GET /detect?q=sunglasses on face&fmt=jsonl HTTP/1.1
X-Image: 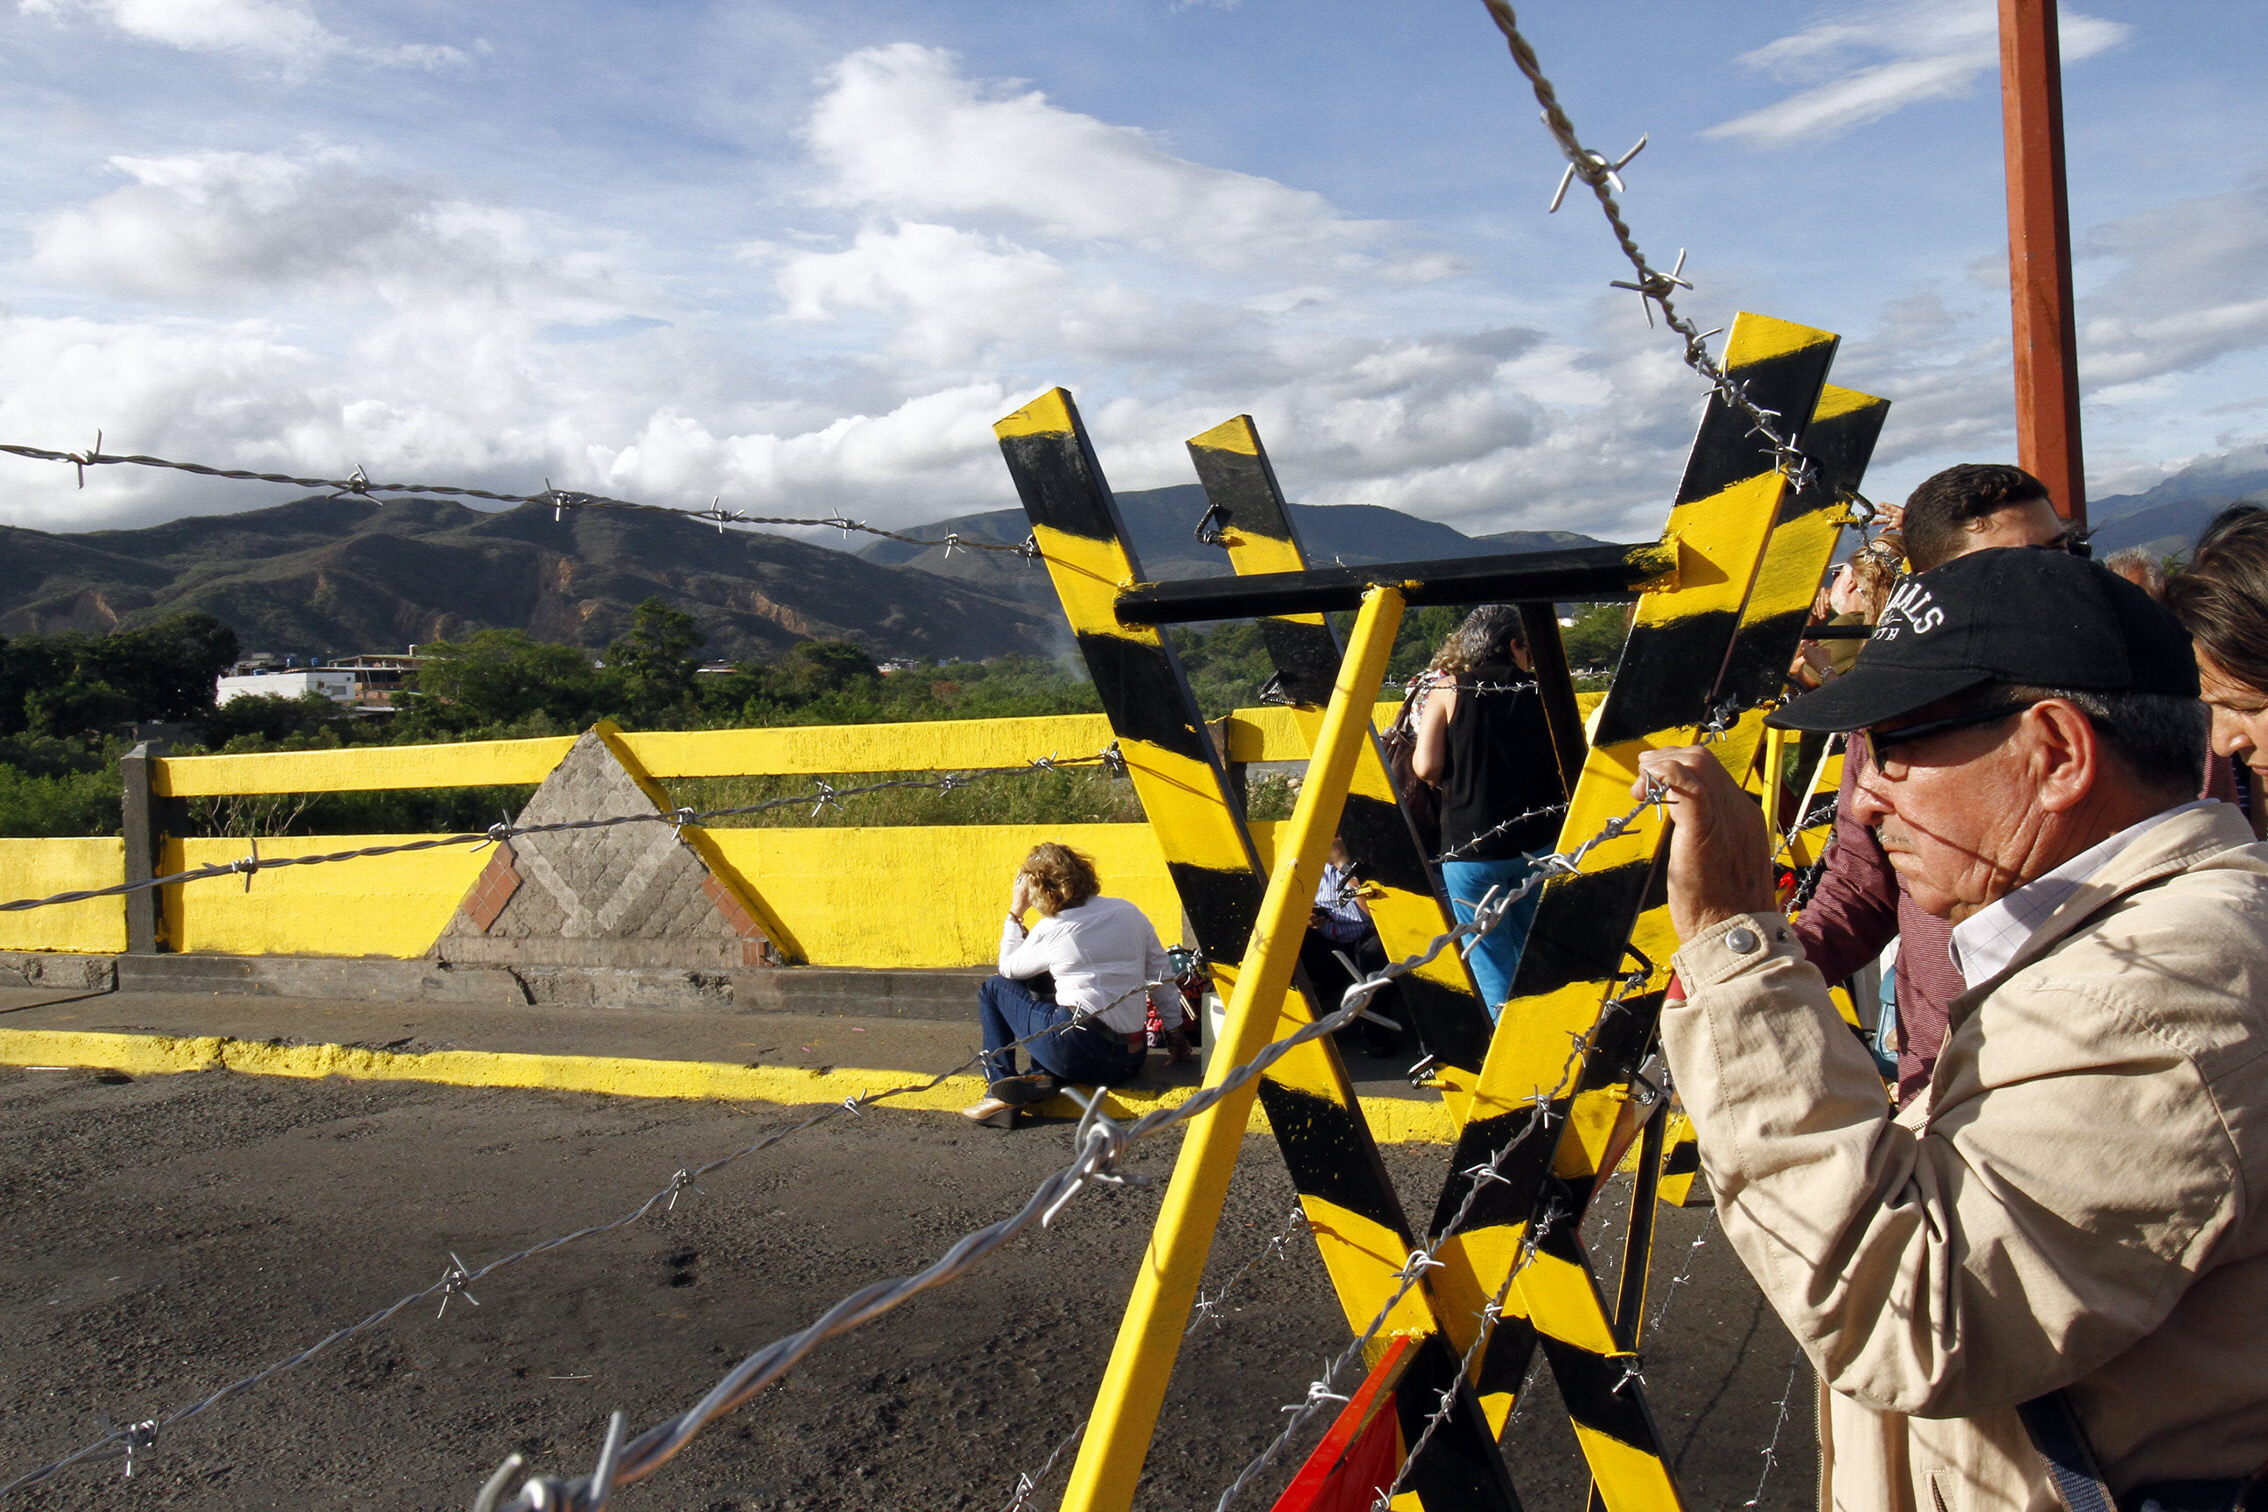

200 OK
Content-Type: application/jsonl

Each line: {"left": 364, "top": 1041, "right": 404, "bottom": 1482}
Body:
{"left": 1854, "top": 701, "right": 2039, "bottom": 778}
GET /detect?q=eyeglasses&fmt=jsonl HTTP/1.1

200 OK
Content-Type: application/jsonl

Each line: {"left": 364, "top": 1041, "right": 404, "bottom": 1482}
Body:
{"left": 1855, "top": 701, "right": 2038, "bottom": 779}
{"left": 2037, "top": 529, "right": 2093, "bottom": 559}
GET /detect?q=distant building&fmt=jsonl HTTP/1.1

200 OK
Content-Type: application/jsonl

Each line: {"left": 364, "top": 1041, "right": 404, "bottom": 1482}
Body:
{"left": 216, "top": 669, "right": 360, "bottom": 706}
{"left": 322, "top": 653, "right": 420, "bottom": 708}
{"left": 215, "top": 652, "right": 423, "bottom": 711}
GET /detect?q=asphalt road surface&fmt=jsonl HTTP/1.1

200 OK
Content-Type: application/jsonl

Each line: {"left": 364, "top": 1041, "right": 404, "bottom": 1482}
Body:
{"left": 0, "top": 1065, "right": 1812, "bottom": 1510}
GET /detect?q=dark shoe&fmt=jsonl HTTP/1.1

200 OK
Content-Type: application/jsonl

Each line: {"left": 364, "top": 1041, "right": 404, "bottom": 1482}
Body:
{"left": 988, "top": 1072, "right": 1063, "bottom": 1107}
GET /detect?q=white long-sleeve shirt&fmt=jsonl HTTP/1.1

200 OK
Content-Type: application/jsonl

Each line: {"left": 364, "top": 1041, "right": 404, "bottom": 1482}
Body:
{"left": 998, "top": 895, "right": 1171, "bottom": 1034}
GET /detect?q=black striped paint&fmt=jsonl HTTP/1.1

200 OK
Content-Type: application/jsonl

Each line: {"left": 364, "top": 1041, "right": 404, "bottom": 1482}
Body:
{"left": 1396, "top": 1333, "right": 1531, "bottom": 1510}
{"left": 1254, "top": 1082, "right": 1410, "bottom": 1234}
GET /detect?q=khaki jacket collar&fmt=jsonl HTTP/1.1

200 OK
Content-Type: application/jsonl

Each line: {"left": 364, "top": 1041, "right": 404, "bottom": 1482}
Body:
{"left": 1949, "top": 800, "right": 2262, "bottom": 1014}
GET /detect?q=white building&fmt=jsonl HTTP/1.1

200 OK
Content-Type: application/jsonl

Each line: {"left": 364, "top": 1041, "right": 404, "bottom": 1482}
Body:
{"left": 215, "top": 669, "right": 361, "bottom": 706}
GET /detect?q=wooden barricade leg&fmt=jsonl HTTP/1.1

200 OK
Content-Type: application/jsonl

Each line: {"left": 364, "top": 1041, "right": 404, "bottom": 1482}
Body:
{"left": 1185, "top": 415, "right": 1495, "bottom": 1117}
{"left": 1455, "top": 368, "right": 1888, "bottom": 1505}
{"left": 1188, "top": 351, "right": 1859, "bottom": 1505}
{"left": 996, "top": 391, "right": 1520, "bottom": 1512}
{"left": 1649, "top": 384, "right": 1889, "bottom": 1205}
{"left": 1419, "top": 314, "right": 1843, "bottom": 1511}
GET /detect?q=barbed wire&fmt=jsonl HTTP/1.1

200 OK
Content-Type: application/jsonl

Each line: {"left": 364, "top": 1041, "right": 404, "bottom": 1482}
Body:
{"left": 0, "top": 748, "right": 1123, "bottom": 915}
{"left": 0, "top": 969, "right": 1179, "bottom": 1499}
{"left": 0, "top": 441, "right": 1041, "bottom": 559}
{"left": 1203, "top": 798, "right": 1666, "bottom": 1512}
{"left": 1646, "top": 1215, "right": 1715, "bottom": 1336}
{"left": 1189, "top": 1206, "right": 1313, "bottom": 1335}
{"left": 1744, "top": 1353, "right": 1807, "bottom": 1508}
{"left": 1476, "top": 0, "right": 1876, "bottom": 523}
{"left": 1209, "top": 952, "right": 1648, "bottom": 1512}
{"left": 991, "top": 1202, "right": 1309, "bottom": 1512}
{"left": 1358, "top": 977, "right": 1659, "bottom": 1512}
{"left": 459, "top": 780, "right": 1665, "bottom": 1512}
{"left": 1435, "top": 800, "right": 1571, "bottom": 865}
{"left": 1000, "top": 1418, "right": 1089, "bottom": 1512}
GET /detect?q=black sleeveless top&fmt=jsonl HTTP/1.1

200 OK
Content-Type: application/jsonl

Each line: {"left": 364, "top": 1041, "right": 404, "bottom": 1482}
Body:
{"left": 1437, "top": 659, "right": 1561, "bottom": 861}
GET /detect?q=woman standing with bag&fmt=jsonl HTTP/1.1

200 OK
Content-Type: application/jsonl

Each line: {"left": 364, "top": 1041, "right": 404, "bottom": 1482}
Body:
{"left": 1412, "top": 605, "right": 1563, "bottom": 1019}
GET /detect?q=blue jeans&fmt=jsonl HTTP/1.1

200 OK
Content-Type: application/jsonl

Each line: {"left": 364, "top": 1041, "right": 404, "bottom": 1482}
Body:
{"left": 1442, "top": 855, "right": 1545, "bottom": 1021}
{"left": 977, "top": 975, "right": 1145, "bottom": 1087}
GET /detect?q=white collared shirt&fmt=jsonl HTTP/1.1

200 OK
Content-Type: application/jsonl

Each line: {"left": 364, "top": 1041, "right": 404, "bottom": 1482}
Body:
{"left": 1949, "top": 800, "right": 2214, "bottom": 989}
{"left": 999, "top": 896, "right": 1173, "bottom": 1033}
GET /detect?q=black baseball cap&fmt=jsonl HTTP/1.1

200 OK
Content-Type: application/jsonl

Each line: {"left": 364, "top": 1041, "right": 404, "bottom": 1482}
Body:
{"left": 1767, "top": 547, "right": 2199, "bottom": 733}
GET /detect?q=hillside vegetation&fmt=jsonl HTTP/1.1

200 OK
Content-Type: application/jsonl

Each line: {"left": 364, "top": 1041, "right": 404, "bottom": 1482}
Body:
{"left": 0, "top": 595, "right": 1633, "bottom": 840}
{"left": 0, "top": 495, "right": 1059, "bottom": 663}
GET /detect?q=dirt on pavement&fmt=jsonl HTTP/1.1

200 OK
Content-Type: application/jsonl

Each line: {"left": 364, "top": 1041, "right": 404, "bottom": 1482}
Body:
{"left": 0, "top": 1064, "right": 1812, "bottom": 1511}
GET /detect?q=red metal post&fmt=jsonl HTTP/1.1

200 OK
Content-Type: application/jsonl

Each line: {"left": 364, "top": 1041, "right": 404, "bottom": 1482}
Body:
{"left": 1999, "top": 0, "right": 2086, "bottom": 528}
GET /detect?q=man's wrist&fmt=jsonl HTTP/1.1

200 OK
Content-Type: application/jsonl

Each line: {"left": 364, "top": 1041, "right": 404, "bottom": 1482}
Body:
{"left": 1669, "top": 910, "right": 1801, "bottom": 995}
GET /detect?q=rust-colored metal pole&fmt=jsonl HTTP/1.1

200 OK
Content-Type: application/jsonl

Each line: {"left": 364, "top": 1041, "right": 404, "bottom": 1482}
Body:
{"left": 1999, "top": 0, "right": 2086, "bottom": 528}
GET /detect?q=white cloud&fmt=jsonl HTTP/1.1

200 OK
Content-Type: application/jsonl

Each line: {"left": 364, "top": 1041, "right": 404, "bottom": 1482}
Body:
{"left": 0, "top": 46, "right": 1885, "bottom": 543}
{"left": 19, "top": 0, "right": 466, "bottom": 72}
{"left": 804, "top": 43, "right": 1450, "bottom": 280}
{"left": 2081, "top": 176, "right": 2268, "bottom": 389}
{"left": 1708, "top": 0, "right": 2128, "bottom": 148}
{"left": 27, "top": 149, "right": 634, "bottom": 324}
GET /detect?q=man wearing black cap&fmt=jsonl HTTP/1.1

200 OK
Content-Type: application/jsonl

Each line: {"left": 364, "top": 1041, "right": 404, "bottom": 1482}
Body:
{"left": 1637, "top": 549, "right": 2268, "bottom": 1510}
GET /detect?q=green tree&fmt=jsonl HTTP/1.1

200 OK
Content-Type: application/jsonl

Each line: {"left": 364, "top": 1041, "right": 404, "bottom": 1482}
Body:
{"left": 605, "top": 598, "right": 705, "bottom": 723}
{"left": 82, "top": 612, "right": 238, "bottom": 722}
{"left": 1560, "top": 602, "right": 1631, "bottom": 673}
{"left": 399, "top": 629, "right": 610, "bottom": 734}
{"left": 0, "top": 612, "right": 237, "bottom": 737}
{"left": 203, "top": 692, "right": 347, "bottom": 746}
{"left": 786, "top": 639, "right": 879, "bottom": 695}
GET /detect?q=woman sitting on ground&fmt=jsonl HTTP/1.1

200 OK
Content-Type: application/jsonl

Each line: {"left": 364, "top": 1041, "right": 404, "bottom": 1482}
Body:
{"left": 963, "top": 842, "right": 1168, "bottom": 1126}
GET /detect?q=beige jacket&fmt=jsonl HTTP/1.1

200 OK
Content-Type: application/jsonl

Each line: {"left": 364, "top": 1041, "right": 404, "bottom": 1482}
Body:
{"left": 1663, "top": 802, "right": 2268, "bottom": 1511}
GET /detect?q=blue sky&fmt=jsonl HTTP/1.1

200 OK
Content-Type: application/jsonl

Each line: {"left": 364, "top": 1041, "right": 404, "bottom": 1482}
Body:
{"left": 0, "top": 0, "right": 2262, "bottom": 544}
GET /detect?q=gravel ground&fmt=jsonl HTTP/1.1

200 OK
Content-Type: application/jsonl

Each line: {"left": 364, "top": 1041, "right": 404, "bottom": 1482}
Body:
{"left": 0, "top": 1065, "right": 1812, "bottom": 1511}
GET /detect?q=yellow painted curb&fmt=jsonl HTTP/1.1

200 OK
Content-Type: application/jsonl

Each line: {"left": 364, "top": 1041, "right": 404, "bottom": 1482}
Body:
{"left": 0, "top": 1028, "right": 1456, "bottom": 1143}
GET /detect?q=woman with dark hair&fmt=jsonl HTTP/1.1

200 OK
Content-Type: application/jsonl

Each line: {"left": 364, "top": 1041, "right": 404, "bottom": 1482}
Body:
{"left": 1411, "top": 604, "right": 1563, "bottom": 1017}
{"left": 2167, "top": 506, "right": 2268, "bottom": 828}
{"left": 961, "top": 841, "right": 1167, "bottom": 1126}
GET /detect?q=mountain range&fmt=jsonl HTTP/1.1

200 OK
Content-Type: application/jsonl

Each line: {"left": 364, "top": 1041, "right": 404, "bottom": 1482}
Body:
{"left": 7, "top": 438, "right": 2240, "bottom": 666}
{"left": 0, "top": 494, "right": 1063, "bottom": 662}
{"left": 2085, "top": 443, "right": 2268, "bottom": 558}
{"left": 0, "top": 485, "right": 1592, "bottom": 661}
{"left": 854, "top": 482, "right": 1602, "bottom": 609}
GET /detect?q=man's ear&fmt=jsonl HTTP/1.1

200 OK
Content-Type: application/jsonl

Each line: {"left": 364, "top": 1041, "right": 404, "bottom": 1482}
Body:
{"left": 2027, "top": 699, "right": 2099, "bottom": 813}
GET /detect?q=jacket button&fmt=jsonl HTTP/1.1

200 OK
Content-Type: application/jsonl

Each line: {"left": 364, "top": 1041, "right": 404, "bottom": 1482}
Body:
{"left": 1725, "top": 926, "right": 1761, "bottom": 955}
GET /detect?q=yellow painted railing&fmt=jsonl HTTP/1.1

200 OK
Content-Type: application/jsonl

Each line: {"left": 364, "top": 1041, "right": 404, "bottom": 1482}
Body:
{"left": 4, "top": 695, "right": 1606, "bottom": 964}
{"left": 154, "top": 737, "right": 579, "bottom": 797}
{"left": 149, "top": 705, "right": 1429, "bottom": 798}
{"left": 0, "top": 838, "right": 126, "bottom": 953}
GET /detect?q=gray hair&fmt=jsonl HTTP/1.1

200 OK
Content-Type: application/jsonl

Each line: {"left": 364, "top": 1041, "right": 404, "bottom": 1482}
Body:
{"left": 1993, "top": 684, "right": 2207, "bottom": 796}
{"left": 1427, "top": 605, "right": 1525, "bottom": 676}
